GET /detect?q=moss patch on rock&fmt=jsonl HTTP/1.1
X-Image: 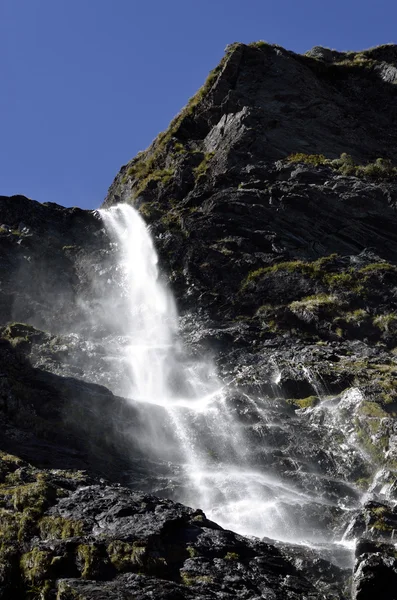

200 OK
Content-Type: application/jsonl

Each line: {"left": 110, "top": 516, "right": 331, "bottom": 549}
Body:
{"left": 242, "top": 255, "right": 397, "bottom": 344}
{"left": 39, "top": 516, "right": 85, "bottom": 540}
{"left": 286, "top": 396, "right": 320, "bottom": 410}
{"left": 107, "top": 540, "right": 147, "bottom": 573}
{"left": 193, "top": 152, "right": 215, "bottom": 182}
{"left": 287, "top": 152, "right": 397, "bottom": 180}
{"left": 119, "top": 44, "right": 240, "bottom": 200}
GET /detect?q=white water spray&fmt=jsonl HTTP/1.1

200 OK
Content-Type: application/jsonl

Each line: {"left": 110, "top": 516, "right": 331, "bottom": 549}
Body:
{"left": 99, "top": 204, "right": 220, "bottom": 406}
{"left": 97, "top": 204, "right": 361, "bottom": 562}
{"left": 99, "top": 205, "right": 177, "bottom": 402}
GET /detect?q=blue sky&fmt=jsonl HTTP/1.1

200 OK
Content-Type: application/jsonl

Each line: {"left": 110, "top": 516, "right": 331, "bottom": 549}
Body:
{"left": 1, "top": 0, "right": 396, "bottom": 209}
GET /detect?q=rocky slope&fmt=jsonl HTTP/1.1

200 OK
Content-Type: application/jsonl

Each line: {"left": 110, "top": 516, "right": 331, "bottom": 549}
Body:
{"left": 3, "top": 42, "right": 397, "bottom": 599}
{"left": 1, "top": 451, "right": 344, "bottom": 600}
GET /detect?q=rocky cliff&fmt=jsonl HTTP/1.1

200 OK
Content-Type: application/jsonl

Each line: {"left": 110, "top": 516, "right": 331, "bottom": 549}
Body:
{"left": 2, "top": 42, "right": 397, "bottom": 599}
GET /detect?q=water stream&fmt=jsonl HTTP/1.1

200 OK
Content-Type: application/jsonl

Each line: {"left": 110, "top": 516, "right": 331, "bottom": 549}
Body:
{"left": 98, "top": 204, "right": 363, "bottom": 565}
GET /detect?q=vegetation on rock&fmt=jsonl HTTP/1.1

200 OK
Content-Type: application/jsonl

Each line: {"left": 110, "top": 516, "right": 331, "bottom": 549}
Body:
{"left": 287, "top": 152, "right": 397, "bottom": 179}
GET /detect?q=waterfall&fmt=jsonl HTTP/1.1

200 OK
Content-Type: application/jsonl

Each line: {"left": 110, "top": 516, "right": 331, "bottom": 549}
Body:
{"left": 97, "top": 204, "right": 360, "bottom": 562}
{"left": 99, "top": 204, "right": 178, "bottom": 403}
{"left": 98, "top": 203, "right": 221, "bottom": 407}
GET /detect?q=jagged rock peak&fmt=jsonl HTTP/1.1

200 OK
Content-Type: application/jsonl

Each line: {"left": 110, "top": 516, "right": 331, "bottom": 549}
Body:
{"left": 306, "top": 42, "right": 397, "bottom": 65}
{"left": 103, "top": 41, "right": 397, "bottom": 209}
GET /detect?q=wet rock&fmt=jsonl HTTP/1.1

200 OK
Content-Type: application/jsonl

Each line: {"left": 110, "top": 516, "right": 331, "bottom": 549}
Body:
{"left": 344, "top": 502, "right": 397, "bottom": 542}
{"left": 276, "top": 541, "right": 352, "bottom": 599}
{"left": 0, "top": 453, "right": 327, "bottom": 599}
{"left": 352, "top": 539, "right": 397, "bottom": 599}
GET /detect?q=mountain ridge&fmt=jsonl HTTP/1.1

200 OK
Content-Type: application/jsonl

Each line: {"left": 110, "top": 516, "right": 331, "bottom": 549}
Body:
{"left": 103, "top": 41, "right": 397, "bottom": 210}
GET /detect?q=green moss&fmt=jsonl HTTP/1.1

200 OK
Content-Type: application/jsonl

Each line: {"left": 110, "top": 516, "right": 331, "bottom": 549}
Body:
{"left": 287, "top": 153, "right": 327, "bottom": 166}
{"left": 224, "top": 551, "right": 239, "bottom": 560}
{"left": 7, "top": 335, "right": 30, "bottom": 349}
{"left": 374, "top": 314, "right": 397, "bottom": 332}
{"left": 186, "top": 546, "right": 198, "bottom": 558}
{"left": 243, "top": 260, "right": 310, "bottom": 287}
{"left": 247, "top": 258, "right": 396, "bottom": 294}
{"left": 290, "top": 294, "right": 341, "bottom": 312}
{"left": 0, "top": 472, "right": 45, "bottom": 542}
{"left": 369, "top": 508, "right": 394, "bottom": 531}
{"left": 39, "top": 516, "right": 84, "bottom": 540}
{"left": 121, "top": 44, "right": 239, "bottom": 198}
{"left": 173, "top": 142, "right": 186, "bottom": 154}
{"left": 265, "top": 319, "right": 279, "bottom": 333}
{"left": 0, "top": 451, "right": 25, "bottom": 470}
{"left": 249, "top": 40, "right": 271, "bottom": 49}
{"left": 20, "top": 548, "right": 53, "bottom": 584}
{"left": 0, "top": 509, "right": 21, "bottom": 542}
{"left": 128, "top": 167, "right": 175, "bottom": 197}
{"left": 302, "top": 51, "right": 379, "bottom": 82}
{"left": 77, "top": 544, "right": 102, "bottom": 579}
{"left": 160, "top": 211, "right": 183, "bottom": 232}
{"left": 242, "top": 255, "right": 397, "bottom": 339}
{"left": 106, "top": 540, "right": 169, "bottom": 577}
{"left": 324, "top": 271, "right": 357, "bottom": 290}
{"left": 358, "top": 401, "right": 387, "bottom": 418}
{"left": 256, "top": 303, "right": 279, "bottom": 315}
{"left": 1, "top": 322, "right": 45, "bottom": 350}
{"left": 286, "top": 396, "right": 319, "bottom": 409}
{"left": 26, "top": 581, "right": 52, "bottom": 600}
{"left": 49, "top": 469, "right": 88, "bottom": 481}
{"left": 107, "top": 540, "right": 147, "bottom": 572}
{"left": 137, "top": 201, "right": 163, "bottom": 221}
{"left": 180, "top": 572, "right": 213, "bottom": 586}
{"left": 56, "top": 581, "right": 83, "bottom": 598}
{"left": 372, "top": 506, "right": 388, "bottom": 516}
{"left": 192, "top": 514, "right": 204, "bottom": 522}
{"left": 329, "top": 152, "right": 355, "bottom": 169}
{"left": 312, "top": 254, "right": 340, "bottom": 270}
{"left": 354, "top": 476, "right": 372, "bottom": 490}
{"left": 378, "top": 376, "right": 397, "bottom": 405}
{"left": 0, "top": 226, "right": 23, "bottom": 237}
{"left": 355, "top": 419, "right": 389, "bottom": 463}
{"left": 11, "top": 477, "right": 55, "bottom": 513}
{"left": 344, "top": 309, "right": 368, "bottom": 323}
{"left": 356, "top": 427, "right": 381, "bottom": 461}
{"left": 0, "top": 471, "right": 59, "bottom": 543}
{"left": 371, "top": 519, "right": 393, "bottom": 531}
{"left": 193, "top": 152, "right": 215, "bottom": 181}
{"left": 356, "top": 159, "right": 397, "bottom": 180}
{"left": 243, "top": 255, "right": 341, "bottom": 288}
{"left": 286, "top": 152, "right": 397, "bottom": 180}
{"left": 337, "top": 361, "right": 397, "bottom": 404}
{"left": 360, "top": 262, "right": 396, "bottom": 274}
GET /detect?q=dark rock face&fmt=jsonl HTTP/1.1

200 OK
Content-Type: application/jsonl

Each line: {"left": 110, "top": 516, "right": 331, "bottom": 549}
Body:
{"left": 352, "top": 539, "right": 397, "bottom": 600}
{"left": 104, "top": 43, "right": 397, "bottom": 212}
{"left": 102, "top": 43, "right": 397, "bottom": 347}
{"left": 0, "top": 453, "right": 340, "bottom": 599}
{"left": 0, "top": 195, "right": 108, "bottom": 335}
{"left": 3, "top": 42, "right": 397, "bottom": 599}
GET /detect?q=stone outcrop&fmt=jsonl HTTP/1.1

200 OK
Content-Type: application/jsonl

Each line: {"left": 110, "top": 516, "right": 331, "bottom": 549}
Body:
{"left": 1, "top": 452, "right": 342, "bottom": 600}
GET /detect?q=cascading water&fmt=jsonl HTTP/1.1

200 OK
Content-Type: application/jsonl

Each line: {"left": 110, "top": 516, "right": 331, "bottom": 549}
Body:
{"left": 99, "top": 204, "right": 177, "bottom": 403}
{"left": 97, "top": 204, "right": 364, "bottom": 564}
{"left": 99, "top": 204, "right": 221, "bottom": 406}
